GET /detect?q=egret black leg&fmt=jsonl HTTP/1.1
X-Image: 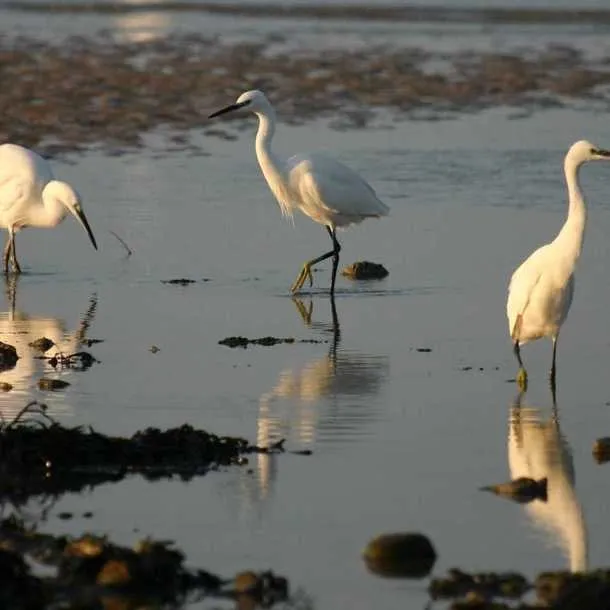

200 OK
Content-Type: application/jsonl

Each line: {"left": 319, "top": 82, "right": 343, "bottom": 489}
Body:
{"left": 513, "top": 340, "right": 528, "bottom": 390}
{"left": 290, "top": 225, "right": 341, "bottom": 294}
{"left": 550, "top": 336, "right": 558, "bottom": 393}
{"left": 327, "top": 226, "right": 341, "bottom": 295}
{"left": 10, "top": 235, "right": 21, "bottom": 274}
{"left": 3, "top": 235, "right": 11, "bottom": 274}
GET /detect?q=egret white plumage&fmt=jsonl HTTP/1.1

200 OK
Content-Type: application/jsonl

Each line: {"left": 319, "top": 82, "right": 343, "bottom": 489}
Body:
{"left": 507, "top": 140, "right": 610, "bottom": 388}
{"left": 208, "top": 90, "right": 389, "bottom": 294}
{"left": 0, "top": 143, "right": 97, "bottom": 274}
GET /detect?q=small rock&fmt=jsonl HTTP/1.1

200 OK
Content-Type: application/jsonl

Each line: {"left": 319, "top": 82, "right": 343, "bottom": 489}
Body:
{"left": 38, "top": 378, "right": 71, "bottom": 391}
{"left": 480, "top": 477, "right": 547, "bottom": 504}
{"left": 149, "top": 345, "right": 160, "bottom": 353}
{"left": 593, "top": 437, "right": 610, "bottom": 464}
{"left": 416, "top": 347, "right": 432, "bottom": 353}
{"left": 341, "top": 261, "right": 389, "bottom": 280}
{"left": 0, "top": 341, "right": 18, "bottom": 371}
{"left": 57, "top": 512, "right": 73, "bottom": 520}
{"left": 28, "top": 337, "right": 55, "bottom": 352}
{"left": 96, "top": 559, "right": 131, "bottom": 585}
{"left": 363, "top": 532, "right": 436, "bottom": 579}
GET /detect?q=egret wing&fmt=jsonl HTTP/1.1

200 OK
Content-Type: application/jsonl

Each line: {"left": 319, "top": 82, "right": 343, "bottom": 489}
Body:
{"left": 0, "top": 174, "right": 28, "bottom": 213}
{"left": 506, "top": 245, "right": 549, "bottom": 338}
{"left": 288, "top": 153, "right": 389, "bottom": 219}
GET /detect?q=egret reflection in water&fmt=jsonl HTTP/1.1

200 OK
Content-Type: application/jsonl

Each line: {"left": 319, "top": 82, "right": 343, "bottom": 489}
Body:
{"left": 508, "top": 389, "right": 587, "bottom": 572}
{"left": 237, "top": 296, "right": 389, "bottom": 518}
{"left": 0, "top": 276, "right": 98, "bottom": 419}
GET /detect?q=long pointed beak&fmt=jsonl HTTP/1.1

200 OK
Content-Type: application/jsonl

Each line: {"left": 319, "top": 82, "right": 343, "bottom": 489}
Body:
{"left": 208, "top": 100, "right": 249, "bottom": 119}
{"left": 593, "top": 148, "right": 610, "bottom": 158}
{"left": 73, "top": 207, "right": 98, "bottom": 250}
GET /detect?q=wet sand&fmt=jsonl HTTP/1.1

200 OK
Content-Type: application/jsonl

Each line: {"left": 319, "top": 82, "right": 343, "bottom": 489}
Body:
{"left": 1, "top": 35, "right": 610, "bottom": 155}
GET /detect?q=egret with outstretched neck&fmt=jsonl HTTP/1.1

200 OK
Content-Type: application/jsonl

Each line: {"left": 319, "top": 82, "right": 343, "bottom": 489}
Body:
{"left": 209, "top": 90, "right": 389, "bottom": 294}
{"left": 0, "top": 143, "right": 98, "bottom": 274}
{"left": 507, "top": 140, "right": 610, "bottom": 389}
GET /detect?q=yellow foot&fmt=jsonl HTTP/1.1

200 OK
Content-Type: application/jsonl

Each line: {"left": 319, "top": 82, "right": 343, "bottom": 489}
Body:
{"left": 290, "top": 263, "right": 313, "bottom": 294}
{"left": 516, "top": 367, "right": 528, "bottom": 391}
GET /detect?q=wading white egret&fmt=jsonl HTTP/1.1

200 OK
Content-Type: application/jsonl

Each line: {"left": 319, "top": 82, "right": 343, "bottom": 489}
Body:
{"left": 507, "top": 140, "right": 610, "bottom": 388}
{"left": 208, "top": 90, "right": 389, "bottom": 294}
{"left": 0, "top": 143, "right": 98, "bottom": 274}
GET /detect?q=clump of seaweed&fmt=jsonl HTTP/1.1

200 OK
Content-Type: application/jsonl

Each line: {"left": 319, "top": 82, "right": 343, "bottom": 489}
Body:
{"left": 0, "top": 402, "right": 293, "bottom": 504}
{"left": 0, "top": 515, "right": 290, "bottom": 609}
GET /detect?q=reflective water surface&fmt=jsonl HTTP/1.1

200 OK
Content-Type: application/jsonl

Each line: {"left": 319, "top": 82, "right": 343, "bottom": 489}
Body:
{"left": 1, "top": 5, "right": 610, "bottom": 604}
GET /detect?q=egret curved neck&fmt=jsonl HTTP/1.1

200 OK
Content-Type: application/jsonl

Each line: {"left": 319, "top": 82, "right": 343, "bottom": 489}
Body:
{"left": 555, "top": 159, "right": 586, "bottom": 259}
{"left": 254, "top": 109, "right": 292, "bottom": 215}
{"left": 26, "top": 181, "right": 67, "bottom": 227}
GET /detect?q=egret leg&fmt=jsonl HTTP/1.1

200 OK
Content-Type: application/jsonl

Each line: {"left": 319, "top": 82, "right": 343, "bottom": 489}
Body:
{"left": 549, "top": 336, "right": 558, "bottom": 393}
{"left": 290, "top": 226, "right": 341, "bottom": 295}
{"left": 9, "top": 233, "right": 21, "bottom": 274}
{"left": 513, "top": 341, "right": 528, "bottom": 391}
{"left": 3, "top": 236, "right": 11, "bottom": 274}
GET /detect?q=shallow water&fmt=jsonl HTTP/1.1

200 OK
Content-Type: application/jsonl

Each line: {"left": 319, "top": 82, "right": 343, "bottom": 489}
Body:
{"left": 2, "top": 2, "right": 610, "bottom": 606}
{"left": 1, "top": 107, "right": 610, "bottom": 607}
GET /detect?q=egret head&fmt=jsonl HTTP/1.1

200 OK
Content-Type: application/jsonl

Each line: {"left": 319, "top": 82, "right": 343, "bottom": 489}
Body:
{"left": 567, "top": 140, "right": 610, "bottom": 166}
{"left": 45, "top": 181, "right": 98, "bottom": 250}
{"left": 208, "top": 89, "right": 271, "bottom": 119}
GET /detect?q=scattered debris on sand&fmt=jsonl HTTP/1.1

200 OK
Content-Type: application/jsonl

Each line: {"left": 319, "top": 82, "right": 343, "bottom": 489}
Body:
{"left": 0, "top": 36, "right": 610, "bottom": 155}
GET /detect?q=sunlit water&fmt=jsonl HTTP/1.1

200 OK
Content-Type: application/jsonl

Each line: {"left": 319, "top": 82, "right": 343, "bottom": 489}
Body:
{"left": 2, "top": 3, "right": 610, "bottom": 607}
{"left": 0, "top": 107, "right": 608, "bottom": 607}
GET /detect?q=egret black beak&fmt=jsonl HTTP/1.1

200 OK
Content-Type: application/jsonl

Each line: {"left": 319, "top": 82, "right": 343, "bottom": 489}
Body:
{"left": 73, "top": 206, "right": 98, "bottom": 250}
{"left": 208, "top": 100, "right": 250, "bottom": 119}
{"left": 593, "top": 148, "right": 610, "bottom": 158}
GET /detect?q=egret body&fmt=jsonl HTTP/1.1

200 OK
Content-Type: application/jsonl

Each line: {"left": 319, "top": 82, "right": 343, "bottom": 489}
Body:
{"left": 507, "top": 140, "right": 610, "bottom": 388}
{"left": 0, "top": 143, "right": 97, "bottom": 274}
{"left": 209, "top": 90, "right": 389, "bottom": 294}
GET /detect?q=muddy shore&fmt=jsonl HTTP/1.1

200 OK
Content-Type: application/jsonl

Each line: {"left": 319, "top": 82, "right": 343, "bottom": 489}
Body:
{"left": 1, "top": 35, "right": 609, "bottom": 155}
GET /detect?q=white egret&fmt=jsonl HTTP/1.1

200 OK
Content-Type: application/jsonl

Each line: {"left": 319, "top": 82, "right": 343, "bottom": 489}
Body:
{"left": 0, "top": 143, "right": 98, "bottom": 274}
{"left": 507, "top": 140, "right": 610, "bottom": 388}
{"left": 208, "top": 90, "right": 389, "bottom": 294}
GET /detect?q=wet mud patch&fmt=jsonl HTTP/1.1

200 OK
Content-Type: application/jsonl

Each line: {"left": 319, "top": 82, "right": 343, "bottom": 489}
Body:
{"left": 1, "top": 36, "right": 610, "bottom": 154}
{"left": 161, "top": 278, "right": 211, "bottom": 285}
{"left": 0, "top": 515, "right": 291, "bottom": 610}
{"left": 0, "top": 402, "right": 297, "bottom": 504}
{"left": 219, "top": 335, "right": 325, "bottom": 348}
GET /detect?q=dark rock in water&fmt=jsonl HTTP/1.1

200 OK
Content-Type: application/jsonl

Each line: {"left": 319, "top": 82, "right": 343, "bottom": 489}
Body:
{"left": 149, "top": 345, "right": 161, "bottom": 354}
{"left": 430, "top": 569, "right": 530, "bottom": 601}
{"left": 28, "top": 337, "right": 55, "bottom": 352}
{"left": 38, "top": 378, "right": 71, "bottom": 391}
{"left": 0, "top": 401, "right": 296, "bottom": 501}
{"left": 593, "top": 437, "right": 610, "bottom": 464}
{"left": 162, "top": 278, "right": 197, "bottom": 285}
{"left": 0, "top": 341, "right": 18, "bottom": 371}
{"left": 219, "top": 336, "right": 296, "bottom": 348}
{"left": 363, "top": 533, "right": 436, "bottom": 579}
{"left": 342, "top": 261, "right": 389, "bottom": 280}
{"left": 536, "top": 570, "right": 610, "bottom": 607}
{"left": 480, "top": 477, "right": 547, "bottom": 504}
{"left": 0, "top": 516, "right": 289, "bottom": 609}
